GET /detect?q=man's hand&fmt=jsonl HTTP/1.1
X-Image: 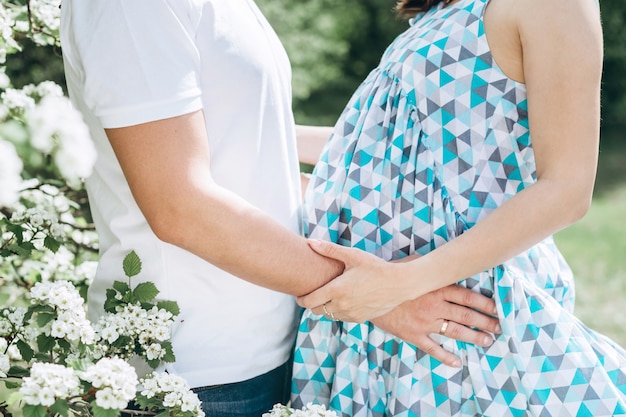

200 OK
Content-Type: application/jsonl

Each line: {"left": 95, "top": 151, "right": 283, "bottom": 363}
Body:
{"left": 371, "top": 285, "right": 501, "bottom": 367}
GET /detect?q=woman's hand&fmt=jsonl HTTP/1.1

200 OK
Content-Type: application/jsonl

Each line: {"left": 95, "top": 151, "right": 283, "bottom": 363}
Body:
{"left": 298, "top": 239, "right": 434, "bottom": 322}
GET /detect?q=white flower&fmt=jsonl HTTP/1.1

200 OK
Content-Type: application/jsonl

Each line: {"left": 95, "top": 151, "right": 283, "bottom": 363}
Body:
{"left": 36, "top": 387, "right": 56, "bottom": 407}
{"left": 29, "top": 212, "right": 45, "bottom": 227}
{"left": 146, "top": 343, "right": 165, "bottom": 360}
{"left": 162, "top": 391, "right": 181, "bottom": 408}
{"left": 50, "top": 222, "right": 65, "bottom": 239}
{"left": 0, "top": 319, "right": 11, "bottom": 336}
{"left": 100, "top": 326, "right": 120, "bottom": 344}
{"left": 50, "top": 320, "right": 68, "bottom": 338}
{"left": 0, "top": 139, "right": 23, "bottom": 207}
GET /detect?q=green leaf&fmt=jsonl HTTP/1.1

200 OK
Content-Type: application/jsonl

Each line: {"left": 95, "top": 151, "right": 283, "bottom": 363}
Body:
{"left": 161, "top": 341, "right": 176, "bottom": 363}
{"left": 5, "top": 243, "right": 32, "bottom": 257}
{"left": 43, "top": 235, "right": 61, "bottom": 253}
{"left": 122, "top": 251, "right": 142, "bottom": 278}
{"left": 36, "top": 311, "right": 56, "bottom": 327}
{"left": 146, "top": 358, "right": 160, "bottom": 369}
{"left": 66, "top": 357, "right": 92, "bottom": 372}
{"left": 23, "top": 405, "right": 47, "bottom": 417}
{"left": 92, "top": 403, "right": 121, "bottom": 417}
{"left": 15, "top": 339, "right": 34, "bottom": 362}
{"left": 132, "top": 282, "right": 159, "bottom": 303}
{"left": 156, "top": 300, "right": 180, "bottom": 316}
{"left": 139, "top": 302, "right": 156, "bottom": 311}
{"left": 3, "top": 380, "right": 21, "bottom": 389}
{"left": 111, "top": 335, "right": 131, "bottom": 348}
{"left": 112, "top": 280, "right": 131, "bottom": 294}
{"left": 133, "top": 394, "right": 160, "bottom": 410}
{"left": 8, "top": 365, "right": 30, "bottom": 377}
{"left": 5, "top": 222, "right": 24, "bottom": 242}
{"left": 49, "top": 399, "right": 70, "bottom": 417}
{"left": 28, "top": 304, "right": 55, "bottom": 315}
{"left": 103, "top": 289, "right": 120, "bottom": 313}
{"left": 155, "top": 411, "right": 171, "bottom": 417}
{"left": 36, "top": 333, "right": 56, "bottom": 353}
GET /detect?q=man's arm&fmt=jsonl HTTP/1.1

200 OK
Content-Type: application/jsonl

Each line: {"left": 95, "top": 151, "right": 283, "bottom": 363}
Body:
{"left": 105, "top": 110, "right": 343, "bottom": 296}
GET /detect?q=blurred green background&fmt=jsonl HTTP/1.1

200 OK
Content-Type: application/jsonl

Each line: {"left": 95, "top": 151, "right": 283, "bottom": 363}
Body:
{"left": 6, "top": 0, "right": 624, "bottom": 345}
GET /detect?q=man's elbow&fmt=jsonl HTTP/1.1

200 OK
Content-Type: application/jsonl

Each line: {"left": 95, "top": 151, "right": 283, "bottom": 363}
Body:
{"left": 144, "top": 204, "right": 188, "bottom": 247}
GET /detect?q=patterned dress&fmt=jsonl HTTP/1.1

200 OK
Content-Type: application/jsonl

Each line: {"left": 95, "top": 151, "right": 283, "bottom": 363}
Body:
{"left": 291, "top": 0, "right": 626, "bottom": 415}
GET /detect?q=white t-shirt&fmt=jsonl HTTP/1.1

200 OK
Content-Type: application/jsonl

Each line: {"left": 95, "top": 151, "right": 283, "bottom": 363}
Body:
{"left": 60, "top": 0, "right": 301, "bottom": 387}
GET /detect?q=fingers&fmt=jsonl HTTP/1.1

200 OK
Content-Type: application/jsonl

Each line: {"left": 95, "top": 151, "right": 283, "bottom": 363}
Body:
{"left": 412, "top": 335, "right": 462, "bottom": 368}
{"left": 311, "top": 301, "right": 336, "bottom": 320}
{"left": 307, "top": 239, "right": 356, "bottom": 264}
{"left": 297, "top": 284, "right": 333, "bottom": 310}
{"left": 440, "top": 319, "right": 495, "bottom": 348}
{"left": 442, "top": 285, "right": 497, "bottom": 315}
{"left": 446, "top": 302, "right": 501, "bottom": 336}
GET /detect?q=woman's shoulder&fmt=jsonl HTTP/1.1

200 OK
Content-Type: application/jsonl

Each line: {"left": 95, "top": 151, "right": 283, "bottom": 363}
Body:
{"left": 512, "top": 0, "right": 601, "bottom": 32}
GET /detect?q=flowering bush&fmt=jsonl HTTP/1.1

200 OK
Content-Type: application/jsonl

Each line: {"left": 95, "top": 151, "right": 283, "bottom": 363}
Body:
{"left": 1, "top": 251, "right": 204, "bottom": 417}
{"left": 0, "top": 2, "right": 204, "bottom": 416}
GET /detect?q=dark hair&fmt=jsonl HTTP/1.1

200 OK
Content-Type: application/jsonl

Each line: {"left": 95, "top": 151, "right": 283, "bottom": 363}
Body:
{"left": 395, "top": 0, "right": 443, "bottom": 16}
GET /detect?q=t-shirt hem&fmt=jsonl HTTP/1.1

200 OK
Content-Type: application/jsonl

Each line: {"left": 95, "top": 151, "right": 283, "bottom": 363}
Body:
{"left": 173, "top": 351, "right": 292, "bottom": 389}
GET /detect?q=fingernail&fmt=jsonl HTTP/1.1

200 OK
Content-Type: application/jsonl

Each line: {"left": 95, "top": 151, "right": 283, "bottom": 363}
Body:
{"left": 493, "top": 306, "right": 498, "bottom": 315}
{"left": 452, "top": 358, "right": 461, "bottom": 367}
{"left": 483, "top": 335, "right": 493, "bottom": 346}
{"left": 308, "top": 239, "right": 322, "bottom": 248}
{"left": 495, "top": 324, "right": 502, "bottom": 334}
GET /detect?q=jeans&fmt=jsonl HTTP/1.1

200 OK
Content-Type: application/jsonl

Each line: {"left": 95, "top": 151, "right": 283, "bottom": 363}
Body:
{"left": 193, "top": 361, "right": 291, "bottom": 417}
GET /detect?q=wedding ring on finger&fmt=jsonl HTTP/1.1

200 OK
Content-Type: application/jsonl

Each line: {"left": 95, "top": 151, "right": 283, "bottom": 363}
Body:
{"left": 322, "top": 303, "right": 336, "bottom": 320}
{"left": 439, "top": 319, "right": 449, "bottom": 336}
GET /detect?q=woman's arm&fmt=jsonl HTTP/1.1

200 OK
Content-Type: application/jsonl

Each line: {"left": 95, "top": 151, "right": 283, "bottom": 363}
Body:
{"left": 296, "top": 124, "right": 333, "bottom": 165}
{"left": 297, "top": 0, "right": 603, "bottom": 322}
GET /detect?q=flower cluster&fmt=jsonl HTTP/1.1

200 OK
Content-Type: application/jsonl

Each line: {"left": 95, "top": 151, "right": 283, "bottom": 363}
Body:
{"left": 0, "top": 0, "right": 59, "bottom": 59}
{"left": 29, "top": 280, "right": 95, "bottom": 345}
{"left": 264, "top": 403, "right": 339, "bottom": 417}
{"left": 19, "top": 362, "right": 81, "bottom": 407}
{"left": 137, "top": 372, "right": 205, "bottom": 417}
{"left": 0, "top": 81, "right": 97, "bottom": 189}
{"left": 26, "top": 93, "right": 97, "bottom": 187}
{"left": 0, "top": 305, "right": 27, "bottom": 338}
{"left": 94, "top": 303, "right": 174, "bottom": 362}
{"left": 81, "top": 357, "right": 139, "bottom": 410}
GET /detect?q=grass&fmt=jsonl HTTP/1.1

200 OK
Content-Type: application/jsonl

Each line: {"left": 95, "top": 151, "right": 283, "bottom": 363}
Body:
{"left": 553, "top": 143, "right": 626, "bottom": 347}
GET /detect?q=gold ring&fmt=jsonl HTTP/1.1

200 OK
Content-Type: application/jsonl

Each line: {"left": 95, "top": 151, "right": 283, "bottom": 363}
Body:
{"left": 439, "top": 319, "right": 449, "bottom": 335}
{"left": 322, "top": 303, "right": 335, "bottom": 320}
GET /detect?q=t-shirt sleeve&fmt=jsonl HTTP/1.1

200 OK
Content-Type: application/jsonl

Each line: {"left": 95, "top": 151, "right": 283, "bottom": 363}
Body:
{"left": 75, "top": 0, "right": 203, "bottom": 128}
